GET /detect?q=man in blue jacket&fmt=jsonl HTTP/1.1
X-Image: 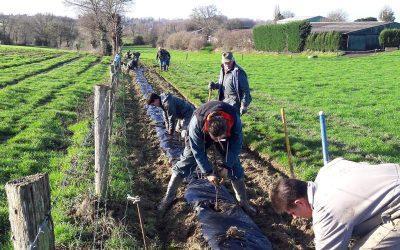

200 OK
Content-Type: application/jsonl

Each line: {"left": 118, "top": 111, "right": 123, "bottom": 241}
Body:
{"left": 209, "top": 52, "right": 252, "bottom": 115}
{"left": 158, "top": 101, "right": 256, "bottom": 215}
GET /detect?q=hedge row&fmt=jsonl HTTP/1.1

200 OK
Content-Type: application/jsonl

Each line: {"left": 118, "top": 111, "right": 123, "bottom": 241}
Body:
{"left": 379, "top": 29, "right": 400, "bottom": 48}
{"left": 305, "top": 32, "right": 343, "bottom": 52}
{"left": 253, "top": 21, "right": 311, "bottom": 52}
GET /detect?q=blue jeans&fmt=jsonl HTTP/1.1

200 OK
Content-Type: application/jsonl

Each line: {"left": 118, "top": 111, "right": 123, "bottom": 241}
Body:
{"left": 172, "top": 141, "right": 244, "bottom": 180}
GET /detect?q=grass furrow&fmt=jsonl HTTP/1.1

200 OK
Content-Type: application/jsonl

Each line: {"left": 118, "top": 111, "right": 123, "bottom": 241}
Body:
{"left": 0, "top": 53, "right": 80, "bottom": 88}
{"left": 0, "top": 48, "right": 110, "bottom": 246}
{"left": 0, "top": 56, "right": 100, "bottom": 140}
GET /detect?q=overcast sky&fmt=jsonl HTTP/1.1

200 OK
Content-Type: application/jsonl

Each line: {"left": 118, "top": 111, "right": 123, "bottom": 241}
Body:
{"left": 1, "top": 0, "right": 399, "bottom": 21}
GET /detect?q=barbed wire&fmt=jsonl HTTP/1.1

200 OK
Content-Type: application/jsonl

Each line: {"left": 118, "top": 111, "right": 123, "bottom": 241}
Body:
{"left": 29, "top": 213, "right": 50, "bottom": 250}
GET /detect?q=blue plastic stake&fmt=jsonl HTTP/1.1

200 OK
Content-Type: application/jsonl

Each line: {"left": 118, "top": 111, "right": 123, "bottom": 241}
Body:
{"left": 319, "top": 111, "right": 330, "bottom": 165}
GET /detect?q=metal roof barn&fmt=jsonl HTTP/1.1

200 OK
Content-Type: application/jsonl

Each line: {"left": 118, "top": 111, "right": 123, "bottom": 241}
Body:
{"left": 310, "top": 22, "right": 400, "bottom": 51}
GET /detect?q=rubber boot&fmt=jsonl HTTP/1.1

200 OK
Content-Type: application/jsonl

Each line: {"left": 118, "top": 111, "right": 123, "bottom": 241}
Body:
{"left": 231, "top": 179, "right": 257, "bottom": 216}
{"left": 158, "top": 173, "right": 183, "bottom": 212}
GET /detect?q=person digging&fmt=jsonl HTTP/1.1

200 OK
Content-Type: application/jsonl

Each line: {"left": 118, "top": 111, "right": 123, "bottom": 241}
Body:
{"left": 158, "top": 101, "right": 256, "bottom": 216}
{"left": 147, "top": 92, "right": 194, "bottom": 138}
{"left": 270, "top": 158, "right": 400, "bottom": 249}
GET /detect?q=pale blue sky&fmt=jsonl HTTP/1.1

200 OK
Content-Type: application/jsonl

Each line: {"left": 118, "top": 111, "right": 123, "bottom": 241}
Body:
{"left": 1, "top": 0, "right": 399, "bottom": 21}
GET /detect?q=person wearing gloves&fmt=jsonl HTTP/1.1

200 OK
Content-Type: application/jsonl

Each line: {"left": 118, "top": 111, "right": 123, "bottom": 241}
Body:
{"left": 208, "top": 52, "right": 252, "bottom": 115}
{"left": 158, "top": 101, "right": 256, "bottom": 215}
{"left": 270, "top": 158, "right": 400, "bottom": 249}
{"left": 146, "top": 92, "right": 194, "bottom": 139}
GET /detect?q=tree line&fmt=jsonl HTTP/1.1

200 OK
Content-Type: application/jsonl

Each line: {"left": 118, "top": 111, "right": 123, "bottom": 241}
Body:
{"left": 0, "top": 14, "right": 77, "bottom": 47}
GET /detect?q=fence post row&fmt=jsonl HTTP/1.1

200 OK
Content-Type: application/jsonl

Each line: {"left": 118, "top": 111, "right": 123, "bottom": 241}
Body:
{"left": 94, "top": 62, "right": 120, "bottom": 198}
{"left": 5, "top": 173, "right": 55, "bottom": 250}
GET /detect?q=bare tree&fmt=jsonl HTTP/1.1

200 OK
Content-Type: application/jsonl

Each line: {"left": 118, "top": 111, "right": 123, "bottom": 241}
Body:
{"left": 282, "top": 11, "right": 295, "bottom": 19}
{"left": 379, "top": 6, "right": 396, "bottom": 22}
{"left": 326, "top": 9, "right": 348, "bottom": 22}
{"left": 65, "top": 0, "right": 132, "bottom": 55}
{"left": 190, "top": 5, "right": 224, "bottom": 38}
{"left": 273, "top": 5, "right": 284, "bottom": 22}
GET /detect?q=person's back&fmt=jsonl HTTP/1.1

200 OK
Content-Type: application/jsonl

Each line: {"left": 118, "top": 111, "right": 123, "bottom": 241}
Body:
{"left": 161, "top": 93, "right": 194, "bottom": 130}
{"left": 311, "top": 158, "right": 400, "bottom": 249}
{"left": 157, "top": 49, "right": 169, "bottom": 60}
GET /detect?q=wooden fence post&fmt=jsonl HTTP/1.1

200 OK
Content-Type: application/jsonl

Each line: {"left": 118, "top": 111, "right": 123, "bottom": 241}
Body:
{"left": 5, "top": 173, "right": 55, "bottom": 250}
{"left": 108, "top": 69, "right": 118, "bottom": 139}
{"left": 94, "top": 84, "right": 110, "bottom": 198}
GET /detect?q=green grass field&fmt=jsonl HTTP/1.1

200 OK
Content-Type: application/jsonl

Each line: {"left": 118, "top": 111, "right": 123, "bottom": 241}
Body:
{"left": 126, "top": 46, "right": 400, "bottom": 180}
{"left": 0, "top": 45, "right": 112, "bottom": 248}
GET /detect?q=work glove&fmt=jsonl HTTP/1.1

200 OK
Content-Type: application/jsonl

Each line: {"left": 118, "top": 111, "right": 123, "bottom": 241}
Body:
{"left": 208, "top": 81, "right": 218, "bottom": 90}
{"left": 206, "top": 174, "right": 219, "bottom": 186}
{"left": 218, "top": 168, "right": 228, "bottom": 179}
{"left": 240, "top": 105, "right": 248, "bottom": 115}
{"left": 180, "top": 129, "right": 187, "bottom": 139}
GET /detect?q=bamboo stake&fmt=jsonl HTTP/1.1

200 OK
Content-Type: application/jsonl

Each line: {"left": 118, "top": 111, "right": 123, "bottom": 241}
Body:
{"left": 281, "top": 108, "right": 295, "bottom": 178}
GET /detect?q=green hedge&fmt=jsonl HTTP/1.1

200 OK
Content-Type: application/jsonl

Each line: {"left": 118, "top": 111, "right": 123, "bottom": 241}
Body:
{"left": 253, "top": 21, "right": 311, "bottom": 52}
{"left": 379, "top": 29, "right": 400, "bottom": 48}
{"left": 305, "top": 31, "right": 343, "bottom": 52}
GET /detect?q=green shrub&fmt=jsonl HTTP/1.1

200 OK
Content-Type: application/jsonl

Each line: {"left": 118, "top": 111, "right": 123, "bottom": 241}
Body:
{"left": 379, "top": 29, "right": 400, "bottom": 48}
{"left": 306, "top": 31, "right": 343, "bottom": 51}
{"left": 133, "top": 35, "right": 145, "bottom": 45}
{"left": 253, "top": 21, "right": 311, "bottom": 52}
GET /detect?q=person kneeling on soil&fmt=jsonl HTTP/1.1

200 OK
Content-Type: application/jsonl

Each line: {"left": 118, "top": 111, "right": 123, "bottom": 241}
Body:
{"left": 158, "top": 101, "right": 256, "bottom": 215}
{"left": 270, "top": 158, "right": 400, "bottom": 250}
{"left": 147, "top": 93, "right": 194, "bottom": 137}
{"left": 208, "top": 52, "right": 251, "bottom": 116}
{"left": 127, "top": 58, "right": 138, "bottom": 71}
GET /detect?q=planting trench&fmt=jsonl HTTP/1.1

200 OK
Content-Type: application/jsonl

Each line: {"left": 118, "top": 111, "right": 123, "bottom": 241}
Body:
{"left": 123, "top": 66, "right": 314, "bottom": 249}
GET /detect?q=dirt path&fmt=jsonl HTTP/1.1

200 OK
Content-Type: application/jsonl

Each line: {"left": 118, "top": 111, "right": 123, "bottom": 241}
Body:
{"left": 122, "top": 71, "right": 206, "bottom": 249}
{"left": 135, "top": 66, "right": 315, "bottom": 249}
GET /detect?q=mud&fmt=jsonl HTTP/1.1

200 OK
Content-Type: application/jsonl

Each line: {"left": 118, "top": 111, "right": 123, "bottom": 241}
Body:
{"left": 138, "top": 65, "right": 315, "bottom": 249}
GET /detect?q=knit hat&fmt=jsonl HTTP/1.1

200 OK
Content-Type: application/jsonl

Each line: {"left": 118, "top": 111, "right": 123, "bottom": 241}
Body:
{"left": 221, "top": 52, "right": 235, "bottom": 63}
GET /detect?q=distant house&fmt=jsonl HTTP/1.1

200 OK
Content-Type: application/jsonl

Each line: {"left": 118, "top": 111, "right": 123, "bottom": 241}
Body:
{"left": 310, "top": 22, "right": 400, "bottom": 51}
{"left": 277, "top": 16, "right": 326, "bottom": 24}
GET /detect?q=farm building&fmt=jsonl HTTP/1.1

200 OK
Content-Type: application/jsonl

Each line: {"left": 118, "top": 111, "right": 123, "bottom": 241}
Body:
{"left": 277, "top": 16, "right": 326, "bottom": 24}
{"left": 310, "top": 21, "right": 400, "bottom": 51}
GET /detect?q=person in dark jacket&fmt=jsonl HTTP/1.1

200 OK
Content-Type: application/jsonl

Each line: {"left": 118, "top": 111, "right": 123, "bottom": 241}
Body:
{"left": 147, "top": 93, "right": 194, "bottom": 136}
{"left": 156, "top": 47, "right": 171, "bottom": 71}
{"left": 158, "top": 101, "right": 256, "bottom": 215}
{"left": 126, "top": 50, "right": 132, "bottom": 59}
{"left": 209, "top": 52, "right": 252, "bottom": 115}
